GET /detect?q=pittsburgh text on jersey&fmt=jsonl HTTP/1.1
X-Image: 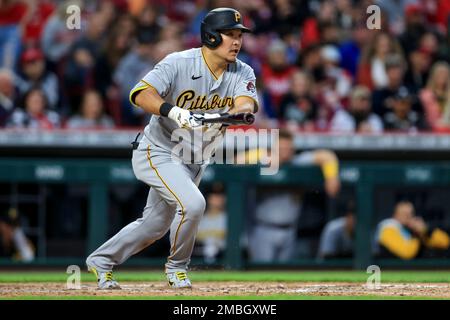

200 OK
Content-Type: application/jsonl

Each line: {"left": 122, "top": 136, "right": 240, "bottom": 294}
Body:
{"left": 176, "top": 90, "right": 233, "bottom": 111}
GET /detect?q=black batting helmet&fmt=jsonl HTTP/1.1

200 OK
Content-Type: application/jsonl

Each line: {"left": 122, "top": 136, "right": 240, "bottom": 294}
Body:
{"left": 201, "top": 8, "right": 251, "bottom": 48}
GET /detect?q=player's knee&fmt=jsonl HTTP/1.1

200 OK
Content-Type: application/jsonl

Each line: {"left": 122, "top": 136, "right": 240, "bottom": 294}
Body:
{"left": 152, "top": 229, "right": 167, "bottom": 240}
{"left": 183, "top": 195, "right": 206, "bottom": 220}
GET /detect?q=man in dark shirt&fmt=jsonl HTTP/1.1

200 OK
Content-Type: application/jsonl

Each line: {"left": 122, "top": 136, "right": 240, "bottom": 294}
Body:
{"left": 383, "top": 87, "right": 428, "bottom": 132}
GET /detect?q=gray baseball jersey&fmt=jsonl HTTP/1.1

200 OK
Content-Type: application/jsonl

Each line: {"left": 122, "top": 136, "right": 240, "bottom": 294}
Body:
{"left": 87, "top": 48, "right": 258, "bottom": 274}
{"left": 130, "top": 47, "right": 259, "bottom": 162}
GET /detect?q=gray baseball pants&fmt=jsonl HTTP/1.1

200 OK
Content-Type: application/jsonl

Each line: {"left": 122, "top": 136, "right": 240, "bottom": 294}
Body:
{"left": 86, "top": 136, "right": 206, "bottom": 273}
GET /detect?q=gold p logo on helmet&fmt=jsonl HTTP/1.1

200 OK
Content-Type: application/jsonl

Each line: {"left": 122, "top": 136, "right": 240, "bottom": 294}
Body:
{"left": 234, "top": 12, "right": 241, "bottom": 23}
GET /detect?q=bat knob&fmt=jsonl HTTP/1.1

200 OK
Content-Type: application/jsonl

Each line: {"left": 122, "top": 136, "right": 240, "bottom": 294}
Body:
{"left": 244, "top": 113, "right": 255, "bottom": 124}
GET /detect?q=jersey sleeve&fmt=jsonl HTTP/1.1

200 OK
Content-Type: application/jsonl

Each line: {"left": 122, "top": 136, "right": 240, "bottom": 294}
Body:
{"left": 233, "top": 65, "right": 259, "bottom": 109}
{"left": 129, "top": 54, "right": 178, "bottom": 107}
{"left": 378, "top": 225, "right": 420, "bottom": 260}
{"left": 291, "top": 151, "right": 315, "bottom": 166}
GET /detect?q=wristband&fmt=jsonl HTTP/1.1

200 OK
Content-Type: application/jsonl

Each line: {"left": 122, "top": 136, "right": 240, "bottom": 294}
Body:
{"left": 322, "top": 161, "right": 339, "bottom": 179}
{"left": 160, "top": 102, "right": 174, "bottom": 117}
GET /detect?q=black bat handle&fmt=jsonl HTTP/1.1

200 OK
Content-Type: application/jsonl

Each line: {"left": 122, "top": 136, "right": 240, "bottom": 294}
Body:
{"left": 242, "top": 113, "right": 255, "bottom": 124}
{"left": 201, "top": 113, "right": 255, "bottom": 125}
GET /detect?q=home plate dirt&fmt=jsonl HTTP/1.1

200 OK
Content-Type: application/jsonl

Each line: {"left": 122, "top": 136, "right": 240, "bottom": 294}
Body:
{"left": 1, "top": 282, "right": 450, "bottom": 298}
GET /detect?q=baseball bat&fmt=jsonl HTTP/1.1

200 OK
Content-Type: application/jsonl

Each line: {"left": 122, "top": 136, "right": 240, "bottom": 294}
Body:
{"left": 201, "top": 113, "right": 255, "bottom": 125}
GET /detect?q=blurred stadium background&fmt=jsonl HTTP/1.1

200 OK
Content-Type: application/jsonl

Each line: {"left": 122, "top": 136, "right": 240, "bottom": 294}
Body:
{"left": 1, "top": 0, "right": 450, "bottom": 277}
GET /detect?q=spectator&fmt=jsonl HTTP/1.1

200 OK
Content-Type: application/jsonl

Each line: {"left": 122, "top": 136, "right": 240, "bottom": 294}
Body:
{"left": 373, "top": 201, "right": 450, "bottom": 260}
{"left": 318, "top": 21, "right": 341, "bottom": 46}
{"left": 330, "top": 85, "right": 383, "bottom": 133}
{"left": 318, "top": 44, "right": 352, "bottom": 109}
{"left": 94, "top": 14, "right": 136, "bottom": 113}
{"left": 195, "top": 184, "right": 227, "bottom": 264}
{"left": 0, "top": 0, "right": 27, "bottom": 69}
{"left": 268, "top": 0, "right": 309, "bottom": 39}
{"left": 419, "top": 61, "right": 450, "bottom": 131}
{"left": 357, "top": 32, "right": 404, "bottom": 90}
{"left": 136, "top": 4, "right": 161, "bottom": 39}
{"left": 15, "top": 47, "right": 59, "bottom": 110}
{"left": 417, "top": 30, "right": 442, "bottom": 62}
{"left": 297, "top": 43, "right": 326, "bottom": 84}
{"left": 299, "top": 0, "right": 337, "bottom": 48}
{"left": 20, "top": 0, "right": 55, "bottom": 48}
{"left": 7, "top": 86, "right": 60, "bottom": 129}
{"left": 431, "top": 0, "right": 450, "bottom": 35}
{"left": 371, "top": 53, "right": 416, "bottom": 117}
{"left": 279, "top": 70, "right": 318, "bottom": 131}
{"left": 0, "top": 68, "right": 16, "bottom": 126}
{"left": 152, "top": 23, "right": 184, "bottom": 63}
{"left": 66, "top": 89, "right": 115, "bottom": 129}
{"left": 41, "top": 0, "right": 84, "bottom": 69}
{"left": 404, "top": 47, "right": 432, "bottom": 93}
{"left": 188, "top": 0, "right": 226, "bottom": 40}
{"left": 63, "top": 11, "right": 109, "bottom": 114}
{"left": 318, "top": 202, "right": 355, "bottom": 259}
{"left": 113, "top": 29, "right": 157, "bottom": 126}
{"left": 244, "top": 129, "right": 341, "bottom": 262}
{"left": 399, "top": 3, "right": 428, "bottom": 55}
{"left": 261, "top": 39, "right": 297, "bottom": 117}
{"left": 0, "top": 208, "right": 35, "bottom": 262}
{"left": 375, "top": 0, "right": 416, "bottom": 35}
{"left": 339, "top": 19, "right": 373, "bottom": 78}
{"left": 383, "top": 86, "right": 428, "bottom": 132}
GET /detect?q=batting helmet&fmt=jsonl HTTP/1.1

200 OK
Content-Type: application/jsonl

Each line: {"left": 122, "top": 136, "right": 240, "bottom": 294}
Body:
{"left": 201, "top": 8, "right": 251, "bottom": 48}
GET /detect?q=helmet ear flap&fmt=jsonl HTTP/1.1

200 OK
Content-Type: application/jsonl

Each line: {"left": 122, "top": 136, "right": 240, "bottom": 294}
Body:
{"left": 206, "top": 31, "right": 222, "bottom": 48}
{"left": 201, "top": 22, "right": 222, "bottom": 48}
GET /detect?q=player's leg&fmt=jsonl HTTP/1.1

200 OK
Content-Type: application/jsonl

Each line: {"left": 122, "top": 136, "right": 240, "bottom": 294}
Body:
{"left": 85, "top": 145, "right": 184, "bottom": 288}
{"left": 247, "top": 224, "right": 279, "bottom": 262}
{"left": 139, "top": 145, "right": 206, "bottom": 287}
{"left": 166, "top": 164, "right": 206, "bottom": 273}
{"left": 276, "top": 227, "right": 297, "bottom": 262}
{"left": 86, "top": 187, "right": 174, "bottom": 272}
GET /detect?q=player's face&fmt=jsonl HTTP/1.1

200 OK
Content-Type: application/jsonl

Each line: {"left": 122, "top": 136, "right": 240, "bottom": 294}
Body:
{"left": 395, "top": 203, "right": 414, "bottom": 225}
{"left": 218, "top": 29, "right": 243, "bottom": 63}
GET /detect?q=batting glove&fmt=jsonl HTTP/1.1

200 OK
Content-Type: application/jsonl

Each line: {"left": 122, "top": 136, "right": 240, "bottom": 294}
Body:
{"left": 168, "top": 106, "right": 202, "bottom": 129}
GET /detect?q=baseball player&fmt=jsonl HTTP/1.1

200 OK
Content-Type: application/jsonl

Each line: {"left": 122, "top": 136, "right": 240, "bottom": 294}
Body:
{"left": 86, "top": 8, "right": 258, "bottom": 289}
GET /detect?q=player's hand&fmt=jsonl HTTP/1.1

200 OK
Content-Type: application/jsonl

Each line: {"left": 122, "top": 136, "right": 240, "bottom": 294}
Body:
{"left": 168, "top": 106, "right": 202, "bottom": 129}
{"left": 407, "top": 216, "right": 428, "bottom": 236}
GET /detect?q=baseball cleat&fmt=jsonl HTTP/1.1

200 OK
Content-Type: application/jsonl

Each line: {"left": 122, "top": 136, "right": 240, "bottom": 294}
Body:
{"left": 88, "top": 265, "right": 121, "bottom": 290}
{"left": 166, "top": 271, "right": 192, "bottom": 289}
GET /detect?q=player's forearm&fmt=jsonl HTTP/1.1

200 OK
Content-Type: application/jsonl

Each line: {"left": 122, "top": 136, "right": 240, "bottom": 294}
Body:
{"left": 229, "top": 103, "right": 254, "bottom": 114}
{"left": 231, "top": 96, "right": 258, "bottom": 114}
{"left": 134, "top": 88, "right": 166, "bottom": 115}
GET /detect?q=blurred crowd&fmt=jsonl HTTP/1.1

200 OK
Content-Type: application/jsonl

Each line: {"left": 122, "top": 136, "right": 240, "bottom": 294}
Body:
{"left": 0, "top": 0, "right": 449, "bottom": 132}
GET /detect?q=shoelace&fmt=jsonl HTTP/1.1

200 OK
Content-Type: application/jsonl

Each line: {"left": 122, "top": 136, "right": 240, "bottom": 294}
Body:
{"left": 175, "top": 272, "right": 187, "bottom": 280}
{"left": 105, "top": 272, "right": 114, "bottom": 282}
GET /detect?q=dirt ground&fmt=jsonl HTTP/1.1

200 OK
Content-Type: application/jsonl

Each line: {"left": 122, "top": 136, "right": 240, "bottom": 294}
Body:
{"left": 1, "top": 282, "right": 450, "bottom": 298}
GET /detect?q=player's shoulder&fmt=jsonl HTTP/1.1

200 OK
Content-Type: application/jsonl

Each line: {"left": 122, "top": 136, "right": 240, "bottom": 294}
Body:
{"left": 378, "top": 218, "right": 401, "bottom": 230}
{"left": 228, "top": 58, "right": 255, "bottom": 75}
{"left": 165, "top": 48, "right": 201, "bottom": 61}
